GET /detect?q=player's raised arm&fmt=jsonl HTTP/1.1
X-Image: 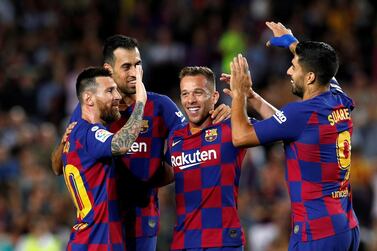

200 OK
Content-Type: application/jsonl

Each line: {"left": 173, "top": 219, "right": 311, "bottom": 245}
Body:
{"left": 230, "top": 54, "right": 260, "bottom": 147}
{"left": 111, "top": 65, "right": 147, "bottom": 155}
{"left": 221, "top": 73, "right": 278, "bottom": 119}
{"left": 265, "top": 21, "right": 298, "bottom": 53}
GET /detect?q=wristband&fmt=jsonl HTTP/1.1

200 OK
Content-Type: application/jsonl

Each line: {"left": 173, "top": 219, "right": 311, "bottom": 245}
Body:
{"left": 269, "top": 34, "right": 298, "bottom": 48}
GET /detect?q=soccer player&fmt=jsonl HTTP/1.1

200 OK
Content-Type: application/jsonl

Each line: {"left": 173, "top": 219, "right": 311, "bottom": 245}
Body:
{"left": 52, "top": 35, "right": 230, "bottom": 251}
{"left": 229, "top": 21, "right": 359, "bottom": 250}
{"left": 62, "top": 66, "right": 147, "bottom": 250}
{"left": 165, "top": 66, "right": 252, "bottom": 251}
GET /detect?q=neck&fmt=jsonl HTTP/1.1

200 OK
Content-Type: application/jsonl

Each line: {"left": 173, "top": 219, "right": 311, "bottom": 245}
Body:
{"left": 81, "top": 106, "right": 104, "bottom": 125}
{"left": 189, "top": 115, "right": 213, "bottom": 134}
{"left": 303, "top": 83, "right": 330, "bottom": 100}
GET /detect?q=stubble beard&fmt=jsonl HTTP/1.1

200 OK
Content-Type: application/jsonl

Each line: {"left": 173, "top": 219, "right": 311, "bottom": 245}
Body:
{"left": 98, "top": 101, "right": 121, "bottom": 124}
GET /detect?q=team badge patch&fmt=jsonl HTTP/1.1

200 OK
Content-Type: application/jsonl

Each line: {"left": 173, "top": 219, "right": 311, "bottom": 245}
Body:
{"left": 91, "top": 126, "right": 99, "bottom": 132}
{"left": 205, "top": 128, "right": 217, "bottom": 142}
{"left": 141, "top": 120, "right": 149, "bottom": 133}
{"left": 95, "top": 129, "right": 113, "bottom": 143}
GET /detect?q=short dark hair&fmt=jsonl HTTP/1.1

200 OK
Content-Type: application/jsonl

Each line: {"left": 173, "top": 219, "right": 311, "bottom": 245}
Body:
{"left": 103, "top": 35, "right": 139, "bottom": 65}
{"left": 295, "top": 41, "right": 339, "bottom": 85}
{"left": 179, "top": 66, "right": 216, "bottom": 91}
{"left": 76, "top": 67, "right": 112, "bottom": 103}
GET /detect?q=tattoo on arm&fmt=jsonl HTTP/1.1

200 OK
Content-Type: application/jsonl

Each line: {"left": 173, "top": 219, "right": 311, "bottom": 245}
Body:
{"left": 111, "top": 101, "right": 145, "bottom": 155}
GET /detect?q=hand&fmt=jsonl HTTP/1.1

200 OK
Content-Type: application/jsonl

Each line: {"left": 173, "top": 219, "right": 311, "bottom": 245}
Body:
{"left": 221, "top": 73, "right": 255, "bottom": 100}
{"left": 61, "top": 122, "right": 77, "bottom": 144}
{"left": 210, "top": 104, "right": 230, "bottom": 124}
{"left": 265, "top": 21, "right": 298, "bottom": 50}
{"left": 230, "top": 54, "right": 253, "bottom": 97}
{"left": 135, "top": 65, "right": 147, "bottom": 104}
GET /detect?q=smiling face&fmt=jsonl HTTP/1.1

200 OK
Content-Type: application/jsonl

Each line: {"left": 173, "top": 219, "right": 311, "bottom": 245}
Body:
{"left": 108, "top": 47, "right": 142, "bottom": 95}
{"left": 94, "top": 76, "right": 122, "bottom": 124}
{"left": 286, "top": 55, "right": 306, "bottom": 98}
{"left": 180, "top": 75, "right": 219, "bottom": 128}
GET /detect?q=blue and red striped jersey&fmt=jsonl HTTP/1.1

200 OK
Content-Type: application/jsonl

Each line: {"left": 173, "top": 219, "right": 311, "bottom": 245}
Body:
{"left": 253, "top": 83, "right": 359, "bottom": 241}
{"left": 62, "top": 119, "right": 125, "bottom": 251}
{"left": 108, "top": 92, "right": 185, "bottom": 238}
{"left": 166, "top": 119, "right": 246, "bottom": 249}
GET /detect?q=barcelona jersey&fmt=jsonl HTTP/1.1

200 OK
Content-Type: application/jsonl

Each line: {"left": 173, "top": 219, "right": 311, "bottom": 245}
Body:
{"left": 108, "top": 92, "right": 185, "bottom": 238}
{"left": 69, "top": 92, "right": 185, "bottom": 239}
{"left": 166, "top": 119, "right": 247, "bottom": 249}
{"left": 62, "top": 118, "right": 124, "bottom": 251}
{"left": 253, "top": 83, "right": 359, "bottom": 241}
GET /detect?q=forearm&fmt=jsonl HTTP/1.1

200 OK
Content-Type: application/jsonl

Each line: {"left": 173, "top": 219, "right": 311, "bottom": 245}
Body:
{"left": 247, "top": 93, "right": 278, "bottom": 119}
{"left": 231, "top": 93, "right": 260, "bottom": 147}
{"left": 111, "top": 101, "right": 145, "bottom": 155}
{"left": 51, "top": 143, "right": 64, "bottom": 175}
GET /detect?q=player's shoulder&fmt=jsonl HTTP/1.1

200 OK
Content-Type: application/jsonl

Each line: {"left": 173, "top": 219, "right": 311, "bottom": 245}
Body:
{"left": 73, "top": 120, "right": 107, "bottom": 138}
{"left": 147, "top": 91, "right": 173, "bottom": 103}
{"left": 171, "top": 121, "right": 188, "bottom": 135}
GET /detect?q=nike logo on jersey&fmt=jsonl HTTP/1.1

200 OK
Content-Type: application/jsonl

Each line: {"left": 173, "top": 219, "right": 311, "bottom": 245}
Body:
{"left": 172, "top": 140, "right": 182, "bottom": 147}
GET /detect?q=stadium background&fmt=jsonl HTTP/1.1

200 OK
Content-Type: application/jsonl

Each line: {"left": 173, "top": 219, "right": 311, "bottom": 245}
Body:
{"left": 0, "top": 0, "right": 376, "bottom": 250}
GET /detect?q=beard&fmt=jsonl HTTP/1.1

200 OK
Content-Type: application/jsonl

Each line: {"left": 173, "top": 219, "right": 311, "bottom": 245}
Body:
{"left": 291, "top": 82, "right": 304, "bottom": 98}
{"left": 98, "top": 100, "right": 121, "bottom": 124}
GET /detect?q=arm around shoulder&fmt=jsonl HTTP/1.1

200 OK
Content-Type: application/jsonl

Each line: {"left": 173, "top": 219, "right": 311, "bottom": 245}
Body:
{"left": 51, "top": 143, "right": 64, "bottom": 175}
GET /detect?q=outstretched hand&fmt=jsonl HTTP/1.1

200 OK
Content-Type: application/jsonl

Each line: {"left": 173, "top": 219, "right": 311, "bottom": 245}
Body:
{"left": 265, "top": 21, "right": 298, "bottom": 51}
{"left": 220, "top": 73, "right": 255, "bottom": 100}
{"left": 229, "top": 54, "right": 253, "bottom": 98}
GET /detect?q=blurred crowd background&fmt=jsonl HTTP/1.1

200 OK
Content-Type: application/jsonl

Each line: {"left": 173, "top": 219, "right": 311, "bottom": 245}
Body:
{"left": 0, "top": 0, "right": 376, "bottom": 250}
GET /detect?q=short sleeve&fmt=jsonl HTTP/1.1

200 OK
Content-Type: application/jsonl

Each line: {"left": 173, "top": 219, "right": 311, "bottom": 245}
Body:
{"left": 85, "top": 124, "right": 113, "bottom": 158}
{"left": 253, "top": 102, "right": 311, "bottom": 144}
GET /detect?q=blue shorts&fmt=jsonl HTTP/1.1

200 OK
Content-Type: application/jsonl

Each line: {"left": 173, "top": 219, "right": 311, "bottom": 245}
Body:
{"left": 173, "top": 246, "right": 243, "bottom": 251}
{"left": 288, "top": 227, "right": 360, "bottom": 251}
{"left": 126, "top": 236, "right": 157, "bottom": 251}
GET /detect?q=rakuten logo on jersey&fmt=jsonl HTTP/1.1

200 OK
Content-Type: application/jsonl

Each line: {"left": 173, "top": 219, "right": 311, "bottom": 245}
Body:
{"left": 171, "top": 150, "right": 217, "bottom": 170}
{"left": 127, "top": 142, "right": 147, "bottom": 154}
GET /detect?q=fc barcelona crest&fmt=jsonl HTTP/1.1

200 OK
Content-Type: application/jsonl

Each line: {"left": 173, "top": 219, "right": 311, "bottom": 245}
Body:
{"left": 205, "top": 128, "right": 218, "bottom": 142}
{"left": 141, "top": 120, "right": 149, "bottom": 133}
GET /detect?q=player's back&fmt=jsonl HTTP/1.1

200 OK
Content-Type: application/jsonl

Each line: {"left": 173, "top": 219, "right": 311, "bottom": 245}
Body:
{"left": 62, "top": 119, "right": 124, "bottom": 250}
{"left": 285, "top": 87, "right": 358, "bottom": 241}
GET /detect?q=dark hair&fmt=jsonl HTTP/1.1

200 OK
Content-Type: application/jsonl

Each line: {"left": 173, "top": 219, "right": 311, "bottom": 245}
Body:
{"left": 295, "top": 41, "right": 339, "bottom": 85}
{"left": 179, "top": 66, "right": 216, "bottom": 91}
{"left": 103, "top": 35, "right": 139, "bottom": 65}
{"left": 76, "top": 67, "right": 112, "bottom": 102}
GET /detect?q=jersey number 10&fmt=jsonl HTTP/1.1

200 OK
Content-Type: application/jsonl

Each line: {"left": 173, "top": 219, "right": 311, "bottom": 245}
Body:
{"left": 63, "top": 164, "right": 93, "bottom": 220}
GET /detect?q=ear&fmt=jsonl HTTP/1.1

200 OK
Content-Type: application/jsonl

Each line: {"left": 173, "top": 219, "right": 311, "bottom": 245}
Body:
{"left": 306, "top": 72, "right": 316, "bottom": 85}
{"left": 103, "top": 63, "right": 113, "bottom": 75}
{"left": 212, "top": 90, "right": 220, "bottom": 105}
{"left": 83, "top": 91, "right": 95, "bottom": 106}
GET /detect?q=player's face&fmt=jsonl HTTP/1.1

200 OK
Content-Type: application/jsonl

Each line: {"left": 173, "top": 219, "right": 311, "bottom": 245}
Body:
{"left": 95, "top": 76, "right": 122, "bottom": 123}
{"left": 180, "top": 75, "right": 219, "bottom": 127}
{"left": 110, "top": 48, "right": 142, "bottom": 95}
{"left": 287, "top": 55, "right": 305, "bottom": 98}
